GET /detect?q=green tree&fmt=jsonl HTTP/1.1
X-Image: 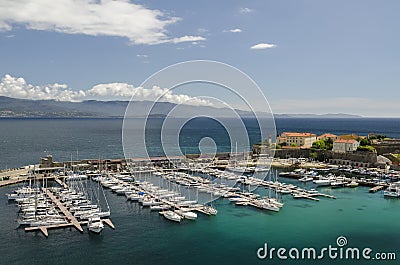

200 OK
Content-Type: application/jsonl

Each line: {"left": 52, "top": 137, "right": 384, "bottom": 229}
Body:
{"left": 310, "top": 151, "right": 318, "bottom": 159}
{"left": 369, "top": 134, "right": 386, "bottom": 140}
{"left": 325, "top": 138, "right": 333, "bottom": 150}
{"left": 312, "top": 140, "right": 326, "bottom": 150}
{"left": 359, "top": 138, "right": 371, "bottom": 146}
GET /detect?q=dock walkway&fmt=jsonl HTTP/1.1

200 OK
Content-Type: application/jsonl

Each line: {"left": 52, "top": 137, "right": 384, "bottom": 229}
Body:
{"left": 369, "top": 185, "right": 385, "bottom": 193}
{"left": 44, "top": 188, "right": 83, "bottom": 232}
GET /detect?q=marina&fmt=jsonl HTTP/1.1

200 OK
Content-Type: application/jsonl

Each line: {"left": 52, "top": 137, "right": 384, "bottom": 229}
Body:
{"left": 5, "top": 153, "right": 400, "bottom": 237}
{"left": 0, "top": 118, "right": 399, "bottom": 264}
{"left": 6, "top": 172, "right": 114, "bottom": 237}
{"left": 1, "top": 1, "right": 399, "bottom": 262}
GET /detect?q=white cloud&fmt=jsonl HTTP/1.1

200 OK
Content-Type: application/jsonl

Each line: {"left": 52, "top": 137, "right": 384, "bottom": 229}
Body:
{"left": 250, "top": 43, "right": 277, "bottom": 50}
{"left": 168, "top": 35, "right": 206, "bottom": 44}
{"left": 0, "top": 74, "right": 213, "bottom": 106}
{"left": 0, "top": 0, "right": 204, "bottom": 45}
{"left": 136, "top": 54, "right": 148, "bottom": 58}
{"left": 88, "top": 83, "right": 212, "bottom": 106}
{"left": 0, "top": 74, "right": 85, "bottom": 101}
{"left": 225, "top": 28, "right": 242, "bottom": 33}
{"left": 239, "top": 7, "right": 254, "bottom": 13}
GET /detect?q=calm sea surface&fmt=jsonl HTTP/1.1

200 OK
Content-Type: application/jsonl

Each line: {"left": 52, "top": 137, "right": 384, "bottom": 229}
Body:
{"left": 0, "top": 117, "right": 399, "bottom": 265}
{"left": 0, "top": 117, "right": 399, "bottom": 169}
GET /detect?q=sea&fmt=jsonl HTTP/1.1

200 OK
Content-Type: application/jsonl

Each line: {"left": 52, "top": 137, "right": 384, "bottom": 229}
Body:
{"left": 0, "top": 117, "right": 399, "bottom": 265}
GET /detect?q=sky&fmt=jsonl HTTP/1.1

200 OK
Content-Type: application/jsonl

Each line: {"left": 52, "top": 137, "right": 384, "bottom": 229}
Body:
{"left": 0, "top": 0, "right": 399, "bottom": 117}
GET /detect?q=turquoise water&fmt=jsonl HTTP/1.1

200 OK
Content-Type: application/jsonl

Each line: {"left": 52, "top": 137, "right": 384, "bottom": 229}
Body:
{"left": 0, "top": 117, "right": 399, "bottom": 264}
{"left": 1, "top": 176, "right": 399, "bottom": 265}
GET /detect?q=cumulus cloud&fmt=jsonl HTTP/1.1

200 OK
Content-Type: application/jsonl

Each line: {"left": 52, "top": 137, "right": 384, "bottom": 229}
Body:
{"left": 0, "top": 74, "right": 86, "bottom": 101}
{"left": 168, "top": 35, "right": 206, "bottom": 44}
{"left": 250, "top": 43, "right": 277, "bottom": 50}
{"left": 224, "top": 28, "right": 242, "bottom": 33}
{"left": 0, "top": 0, "right": 205, "bottom": 45}
{"left": 88, "top": 83, "right": 212, "bottom": 106}
{"left": 0, "top": 74, "right": 213, "bottom": 106}
{"left": 239, "top": 7, "right": 254, "bottom": 13}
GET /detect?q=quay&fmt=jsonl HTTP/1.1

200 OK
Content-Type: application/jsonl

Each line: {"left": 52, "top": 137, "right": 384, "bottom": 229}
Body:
{"left": 25, "top": 219, "right": 115, "bottom": 237}
{"left": 44, "top": 188, "right": 83, "bottom": 232}
{"left": 54, "top": 177, "right": 68, "bottom": 189}
{"left": 369, "top": 185, "right": 385, "bottom": 193}
{"left": 0, "top": 168, "right": 29, "bottom": 187}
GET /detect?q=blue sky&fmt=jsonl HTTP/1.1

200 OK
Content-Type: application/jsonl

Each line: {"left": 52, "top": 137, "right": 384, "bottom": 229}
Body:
{"left": 0, "top": 0, "right": 399, "bottom": 117}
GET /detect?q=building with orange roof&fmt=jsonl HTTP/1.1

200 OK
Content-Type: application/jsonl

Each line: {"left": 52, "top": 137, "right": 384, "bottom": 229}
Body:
{"left": 338, "top": 134, "right": 359, "bottom": 140}
{"left": 277, "top": 132, "right": 317, "bottom": 148}
{"left": 332, "top": 139, "right": 360, "bottom": 153}
{"left": 317, "top": 133, "right": 338, "bottom": 141}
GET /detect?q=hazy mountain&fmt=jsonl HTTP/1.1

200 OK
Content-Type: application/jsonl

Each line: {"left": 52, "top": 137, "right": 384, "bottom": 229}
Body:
{"left": 274, "top": 113, "right": 362, "bottom": 118}
{"left": 0, "top": 96, "right": 362, "bottom": 118}
{"left": 0, "top": 96, "right": 260, "bottom": 118}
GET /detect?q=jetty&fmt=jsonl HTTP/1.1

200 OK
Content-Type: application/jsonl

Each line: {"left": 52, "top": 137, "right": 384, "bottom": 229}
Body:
{"left": 44, "top": 188, "right": 83, "bottom": 232}
{"left": 25, "top": 219, "right": 115, "bottom": 237}
{"left": 0, "top": 168, "right": 29, "bottom": 187}
{"left": 369, "top": 185, "right": 385, "bottom": 193}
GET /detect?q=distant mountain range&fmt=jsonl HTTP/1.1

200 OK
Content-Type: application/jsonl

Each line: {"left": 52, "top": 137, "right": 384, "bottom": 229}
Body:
{"left": 0, "top": 96, "right": 362, "bottom": 118}
{"left": 275, "top": 113, "right": 362, "bottom": 118}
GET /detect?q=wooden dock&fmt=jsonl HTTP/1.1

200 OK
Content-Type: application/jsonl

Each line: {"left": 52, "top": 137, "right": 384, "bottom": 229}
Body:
{"left": 44, "top": 188, "right": 83, "bottom": 232}
{"left": 25, "top": 223, "right": 74, "bottom": 237}
{"left": 25, "top": 218, "right": 115, "bottom": 237}
{"left": 102, "top": 219, "right": 115, "bottom": 229}
{"left": 54, "top": 177, "right": 68, "bottom": 189}
{"left": 369, "top": 185, "right": 385, "bottom": 193}
{"left": 292, "top": 192, "right": 320, "bottom": 201}
{"left": 314, "top": 193, "right": 336, "bottom": 199}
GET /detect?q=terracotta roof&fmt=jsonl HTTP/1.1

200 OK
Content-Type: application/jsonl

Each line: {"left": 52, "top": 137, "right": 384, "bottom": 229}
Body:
{"left": 338, "top": 134, "right": 358, "bottom": 140}
{"left": 334, "top": 139, "right": 357, "bottom": 144}
{"left": 318, "top": 133, "right": 337, "bottom": 138}
{"left": 282, "top": 132, "right": 316, "bottom": 137}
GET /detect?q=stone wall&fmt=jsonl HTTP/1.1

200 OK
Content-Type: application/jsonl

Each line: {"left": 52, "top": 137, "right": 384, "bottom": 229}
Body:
{"left": 273, "top": 148, "right": 377, "bottom": 165}
{"left": 273, "top": 148, "right": 312, "bottom": 159}
{"left": 372, "top": 140, "right": 400, "bottom": 155}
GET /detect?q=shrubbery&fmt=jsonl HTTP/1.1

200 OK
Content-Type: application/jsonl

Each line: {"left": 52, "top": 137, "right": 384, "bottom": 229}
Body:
{"left": 312, "top": 138, "right": 333, "bottom": 150}
{"left": 357, "top": 145, "right": 376, "bottom": 152}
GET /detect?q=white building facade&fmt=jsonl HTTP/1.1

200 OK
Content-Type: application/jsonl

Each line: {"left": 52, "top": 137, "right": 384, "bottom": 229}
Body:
{"left": 332, "top": 139, "right": 360, "bottom": 153}
{"left": 277, "top": 132, "right": 317, "bottom": 147}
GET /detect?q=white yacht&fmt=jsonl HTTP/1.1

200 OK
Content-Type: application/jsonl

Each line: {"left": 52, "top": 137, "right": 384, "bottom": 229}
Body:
{"left": 163, "top": 211, "right": 182, "bottom": 223}
{"left": 299, "top": 176, "right": 313, "bottom": 182}
{"left": 150, "top": 204, "right": 170, "bottom": 211}
{"left": 346, "top": 181, "right": 359, "bottom": 188}
{"left": 204, "top": 206, "right": 218, "bottom": 215}
{"left": 176, "top": 210, "right": 197, "bottom": 220}
{"left": 260, "top": 200, "right": 280, "bottom": 212}
{"left": 88, "top": 215, "right": 104, "bottom": 233}
{"left": 308, "top": 189, "right": 319, "bottom": 194}
{"left": 313, "top": 178, "right": 332, "bottom": 187}
{"left": 330, "top": 180, "right": 345, "bottom": 188}
{"left": 228, "top": 197, "right": 248, "bottom": 203}
{"left": 384, "top": 183, "right": 400, "bottom": 198}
